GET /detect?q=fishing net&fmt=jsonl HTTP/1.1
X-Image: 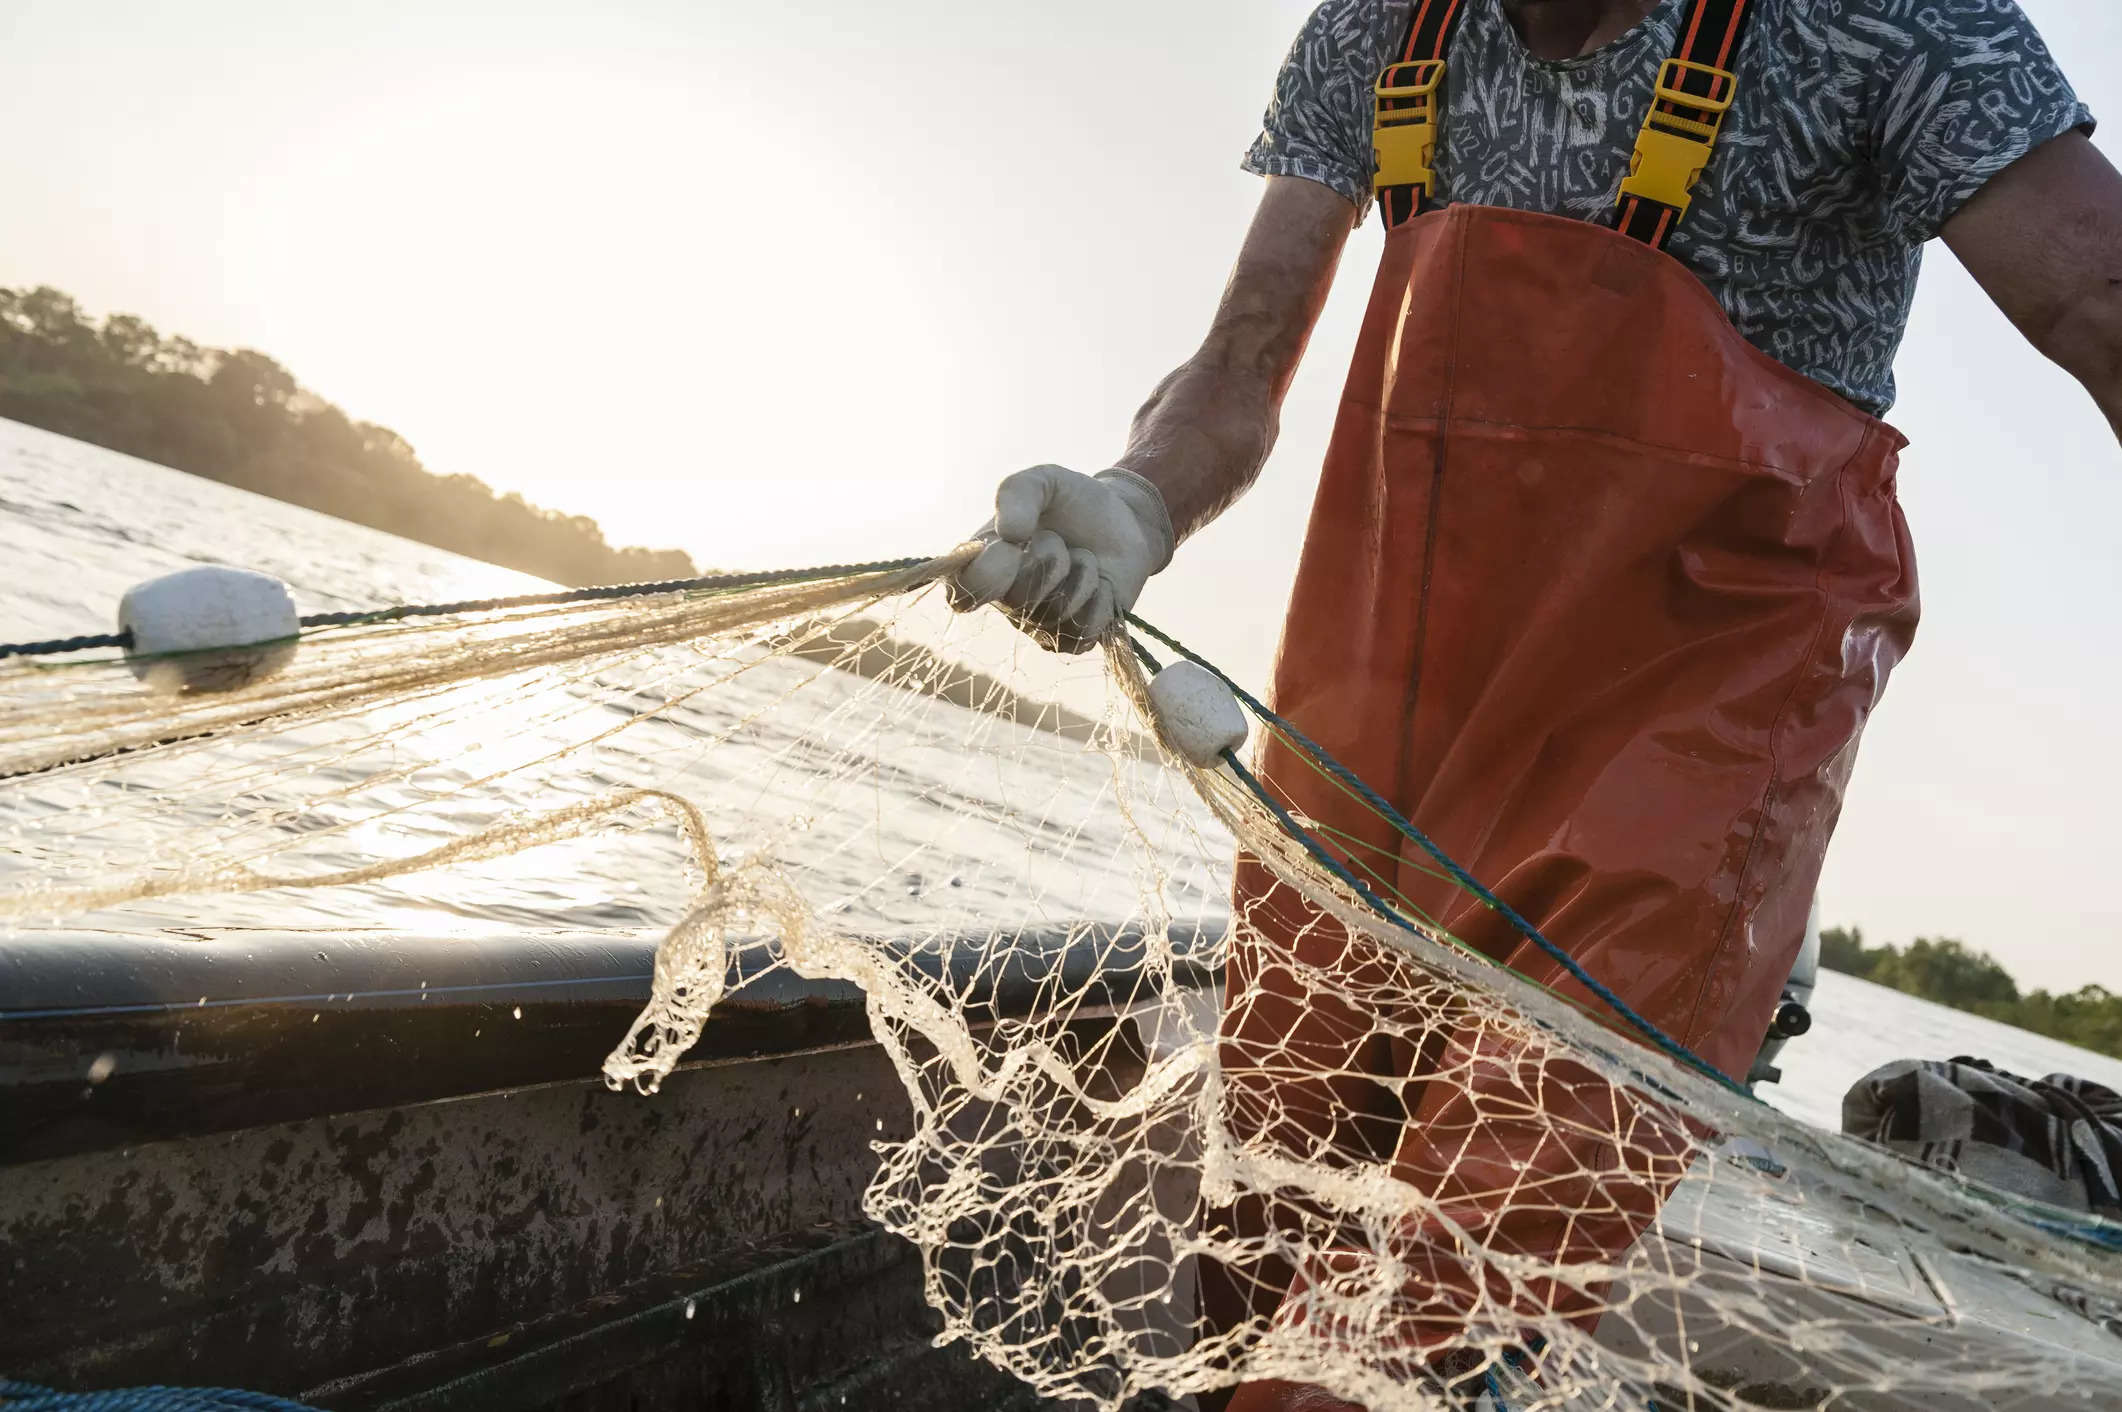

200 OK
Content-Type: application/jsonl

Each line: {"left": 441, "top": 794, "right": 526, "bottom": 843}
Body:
{"left": 3, "top": 554, "right": 2119, "bottom": 1411}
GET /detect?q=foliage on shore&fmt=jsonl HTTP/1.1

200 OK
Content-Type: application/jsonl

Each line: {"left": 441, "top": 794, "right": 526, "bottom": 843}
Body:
{"left": 1821, "top": 927, "right": 2122, "bottom": 1061}
{"left": 0, "top": 286, "right": 697, "bottom": 587}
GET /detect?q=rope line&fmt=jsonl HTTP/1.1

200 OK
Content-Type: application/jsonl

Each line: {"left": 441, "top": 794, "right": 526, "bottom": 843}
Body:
{"left": 0, "top": 1382, "right": 320, "bottom": 1411}
{"left": 1126, "top": 614, "right": 1748, "bottom": 1096}
{"left": 291, "top": 557, "right": 931, "bottom": 630}
{"left": 0, "top": 557, "right": 934, "bottom": 661}
{"left": 0, "top": 631, "right": 131, "bottom": 660}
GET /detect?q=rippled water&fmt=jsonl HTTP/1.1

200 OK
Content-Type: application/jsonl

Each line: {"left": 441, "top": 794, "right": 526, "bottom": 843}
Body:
{"left": 6, "top": 417, "right": 2117, "bottom": 1130}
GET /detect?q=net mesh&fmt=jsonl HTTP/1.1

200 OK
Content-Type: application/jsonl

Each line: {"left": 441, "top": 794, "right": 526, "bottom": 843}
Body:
{"left": 4, "top": 558, "right": 2119, "bottom": 1411}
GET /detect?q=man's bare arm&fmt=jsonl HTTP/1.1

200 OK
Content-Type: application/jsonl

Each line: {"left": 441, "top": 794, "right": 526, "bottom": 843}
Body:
{"left": 1114, "top": 176, "right": 1358, "bottom": 541}
{"left": 946, "top": 177, "right": 1354, "bottom": 648}
{"left": 1944, "top": 131, "right": 2122, "bottom": 441}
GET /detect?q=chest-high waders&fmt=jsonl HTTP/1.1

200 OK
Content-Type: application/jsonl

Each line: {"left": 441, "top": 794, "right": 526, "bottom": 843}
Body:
{"left": 1212, "top": 1, "right": 1919, "bottom": 1403}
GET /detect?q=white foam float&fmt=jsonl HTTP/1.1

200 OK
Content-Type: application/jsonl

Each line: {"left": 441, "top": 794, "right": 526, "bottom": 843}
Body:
{"left": 118, "top": 565, "right": 300, "bottom": 693}
{"left": 1145, "top": 659, "right": 1247, "bottom": 767}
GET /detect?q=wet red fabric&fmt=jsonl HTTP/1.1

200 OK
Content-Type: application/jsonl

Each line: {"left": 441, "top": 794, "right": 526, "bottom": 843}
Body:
{"left": 1212, "top": 203, "right": 1919, "bottom": 1393}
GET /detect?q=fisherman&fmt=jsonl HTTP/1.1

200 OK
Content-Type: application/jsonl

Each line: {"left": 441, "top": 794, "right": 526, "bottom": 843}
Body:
{"left": 951, "top": 0, "right": 2109, "bottom": 1406}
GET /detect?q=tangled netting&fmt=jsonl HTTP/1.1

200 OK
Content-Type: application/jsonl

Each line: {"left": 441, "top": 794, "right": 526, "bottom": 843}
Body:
{"left": 4, "top": 556, "right": 2120, "bottom": 1412}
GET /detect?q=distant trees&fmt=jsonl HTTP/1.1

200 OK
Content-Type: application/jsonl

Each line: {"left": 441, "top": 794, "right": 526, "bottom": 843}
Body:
{"left": 0, "top": 286, "right": 698, "bottom": 588}
{"left": 1819, "top": 926, "right": 2122, "bottom": 1061}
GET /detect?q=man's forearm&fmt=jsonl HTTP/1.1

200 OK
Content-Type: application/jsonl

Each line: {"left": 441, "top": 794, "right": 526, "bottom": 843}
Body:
{"left": 1114, "top": 350, "right": 1281, "bottom": 542}
{"left": 1113, "top": 176, "right": 1357, "bottom": 543}
{"left": 1944, "top": 132, "right": 2122, "bottom": 447}
{"left": 2041, "top": 283, "right": 2122, "bottom": 444}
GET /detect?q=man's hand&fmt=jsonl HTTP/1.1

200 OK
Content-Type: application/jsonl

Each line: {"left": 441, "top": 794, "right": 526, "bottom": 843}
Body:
{"left": 948, "top": 466, "right": 1175, "bottom": 654}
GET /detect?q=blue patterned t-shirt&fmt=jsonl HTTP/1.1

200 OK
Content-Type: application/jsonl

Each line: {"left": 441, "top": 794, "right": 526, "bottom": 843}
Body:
{"left": 1243, "top": 0, "right": 2093, "bottom": 414}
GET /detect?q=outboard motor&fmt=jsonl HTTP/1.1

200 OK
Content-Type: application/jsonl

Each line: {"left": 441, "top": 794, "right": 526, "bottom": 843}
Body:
{"left": 1747, "top": 897, "right": 1819, "bottom": 1089}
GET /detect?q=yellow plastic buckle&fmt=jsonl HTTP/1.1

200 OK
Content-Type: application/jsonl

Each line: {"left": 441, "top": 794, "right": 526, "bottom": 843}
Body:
{"left": 1617, "top": 58, "right": 1738, "bottom": 217}
{"left": 1372, "top": 60, "right": 1447, "bottom": 196}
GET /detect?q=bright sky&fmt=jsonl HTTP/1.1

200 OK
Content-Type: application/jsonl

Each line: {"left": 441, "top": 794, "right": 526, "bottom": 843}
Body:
{"left": 4, "top": 0, "right": 2119, "bottom": 993}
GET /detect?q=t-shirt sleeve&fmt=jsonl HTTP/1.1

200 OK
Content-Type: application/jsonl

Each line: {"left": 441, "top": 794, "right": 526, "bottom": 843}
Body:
{"left": 1863, "top": 0, "right": 2095, "bottom": 245}
{"left": 1241, "top": 1, "right": 1399, "bottom": 215}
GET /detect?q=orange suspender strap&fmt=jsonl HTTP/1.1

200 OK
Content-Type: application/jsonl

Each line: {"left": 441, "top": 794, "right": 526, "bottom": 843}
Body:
{"left": 1373, "top": 0, "right": 1469, "bottom": 230}
{"left": 1614, "top": 0, "right": 1757, "bottom": 248}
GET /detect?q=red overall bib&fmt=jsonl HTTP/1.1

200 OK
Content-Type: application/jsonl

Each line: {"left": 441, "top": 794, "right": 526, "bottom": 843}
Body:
{"left": 1214, "top": 203, "right": 1919, "bottom": 1403}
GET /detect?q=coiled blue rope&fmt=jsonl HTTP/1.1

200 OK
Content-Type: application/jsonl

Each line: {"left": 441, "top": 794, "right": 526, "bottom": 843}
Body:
{"left": 0, "top": 1383, "right": 318, "bottom": 1411}
{"left": 1126, "top": 614, "right": 1748, "bottom": 1097}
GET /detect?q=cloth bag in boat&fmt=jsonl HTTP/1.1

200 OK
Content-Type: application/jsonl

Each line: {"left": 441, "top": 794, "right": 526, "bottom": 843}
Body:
{"left": 1214, "top": 202, "right": 1921, "bottom": 1359}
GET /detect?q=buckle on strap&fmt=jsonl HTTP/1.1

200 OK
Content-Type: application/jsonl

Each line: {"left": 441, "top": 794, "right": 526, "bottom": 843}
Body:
{"left": 1372, "top": 60, "right": 1447, "bottom": 196}
{"left": 1617, "top": 58, "right": 1738, "bottom": 216}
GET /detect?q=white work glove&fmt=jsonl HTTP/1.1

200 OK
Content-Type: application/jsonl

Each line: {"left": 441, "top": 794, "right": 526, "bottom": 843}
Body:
{"left": 947, "top": 465, "right": 1175, "bottom": 654}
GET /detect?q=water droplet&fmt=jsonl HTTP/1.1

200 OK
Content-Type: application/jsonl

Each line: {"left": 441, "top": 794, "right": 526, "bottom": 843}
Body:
{"left": 87, "top": 1053, "right": 116, "bottom": 1083}
{"left": 792, "top": 1288, "right": 801, "bottom": 1304}
{"left": 684, "top": 1298, "right": 696, "bottom": 1320}
{"left": 512, "top": 1006, "right": 522, "bottom": 1020}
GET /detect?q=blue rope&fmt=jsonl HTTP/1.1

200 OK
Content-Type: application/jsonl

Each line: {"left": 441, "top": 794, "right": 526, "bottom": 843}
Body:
{"left": 0, "top": 632, "right": 132, "bottom": 660}
{"left": 2013, "top": 1207, "right": 2122, "bottom": 1252}
{"left": 1128, "top": 615, "right": 1747, "bottom": 1097}
{"left": 0, "top": 1382, "right": 319, "bottom": 1411}
{"left": 0, "top": 557, "right": 934, "bottom": 661}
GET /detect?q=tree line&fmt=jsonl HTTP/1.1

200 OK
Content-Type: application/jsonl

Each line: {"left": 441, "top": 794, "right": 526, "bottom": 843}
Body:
{"left": 1821, "top": 928, "right": 2122, "bottom": 1061}
{"left": 0, "top": 286, "right": 698, "bottom": 588}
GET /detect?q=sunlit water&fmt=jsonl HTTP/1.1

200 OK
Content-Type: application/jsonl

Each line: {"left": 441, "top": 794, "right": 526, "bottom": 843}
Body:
{"left": 5, "top": 418, "right": 2118, "bottom": 1133}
